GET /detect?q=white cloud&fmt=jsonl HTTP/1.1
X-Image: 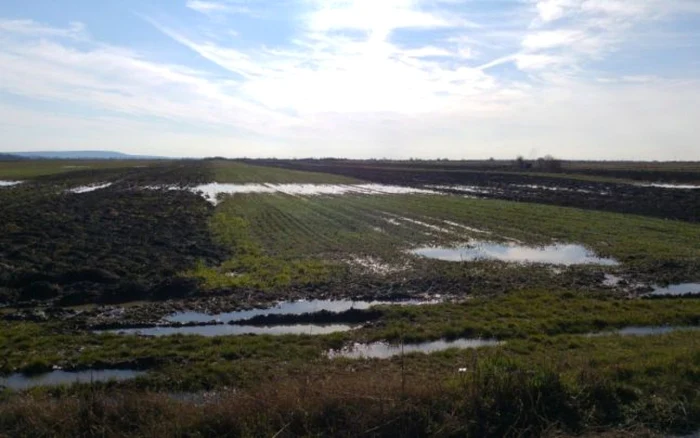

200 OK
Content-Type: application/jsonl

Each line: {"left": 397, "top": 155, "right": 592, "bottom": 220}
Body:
{"left": 0, "top": 19, "right": 86, "bottom": 39}
{"left": 186, "top": 0, "right": 252, "bottom": 16}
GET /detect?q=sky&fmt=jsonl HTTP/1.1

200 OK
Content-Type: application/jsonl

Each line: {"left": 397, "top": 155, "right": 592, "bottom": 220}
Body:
{"left": 1, "top": 0, "right": 699, "bottom": 160}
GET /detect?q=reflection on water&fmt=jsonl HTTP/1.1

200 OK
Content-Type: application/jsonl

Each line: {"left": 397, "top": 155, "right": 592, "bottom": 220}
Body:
{"left": 410, "top": 242, "right": 619, "bottom": 266}
{"left": 0, "top": 180, "right": 22, "bottom": 187}
{"left": 166, "top": 299, "right": 437, "bottom": 324}
{"left": 650, "top": 283, "right": 700, "bottom": 296}
{"left": 0, "top": 369, "right": 144, "bottom": 390}
{"left": 192, "top": 183, "right": 436, "bottom": 205}
{"left": 588, "top": 326, "right": 700, "bottom": 337}
{"left": 329, "top": 338, "right": 501, "bottom": 359}
{"left": 111, "top": 324, "right": 352, "bottom": 337}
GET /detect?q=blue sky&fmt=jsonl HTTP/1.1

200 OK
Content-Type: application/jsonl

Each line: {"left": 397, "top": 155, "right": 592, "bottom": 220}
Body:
{"left": 1, "top": 0, "right": 699, "bottom": 159}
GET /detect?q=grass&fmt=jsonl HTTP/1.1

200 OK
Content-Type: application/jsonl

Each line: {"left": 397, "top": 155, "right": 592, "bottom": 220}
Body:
{"left": 1, "top": 291, "right": 698, "bottom": 382}
{"left": 365, "top": 290, "right": 700, "bottom": 342}
{"left": 1, "top": 328, "right": 699, "bottom": 436}
{"left": 1, "top": 291, "right": 699, "bottom": 436}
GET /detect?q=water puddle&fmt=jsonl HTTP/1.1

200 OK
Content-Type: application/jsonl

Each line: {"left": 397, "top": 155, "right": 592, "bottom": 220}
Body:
{"left": 649, "top": 283, "right": 700, "bottom": 297}
{"left": 0, "top": 369, "right": 144, "bottom": 390}
{"left": 111, "top": 324, "right": 353, "bottom": 337}
{"left": 0, "top": 180, "right": 22, "bottom": 187}
{"left": 637, "top": 183, "right": 700, "bottom": 190}
{"left": 329, "top": 338, "right": 501, "bottom": 359}
{"left": 513, "top": 184, "right": 594, "bottom": 194}
{"left": 410, "top": 242, "right": 619, "bottom": 266}
{"left": 67, "top": 183, "right": 113, "bottom": 194}
{"left": 192, "top": 184, "right": 437, "bottom": 205}
{"left": 588, "top": 326, "right": 700, "bottom": 337}
{"left": 425, "top": 185, "right": 496, "bottom": 195}
{"left": 603, "top": 274, "right": 624, "bottom": 287}
{"left": 166, "top": 299, "right": 437, "bottom": 324}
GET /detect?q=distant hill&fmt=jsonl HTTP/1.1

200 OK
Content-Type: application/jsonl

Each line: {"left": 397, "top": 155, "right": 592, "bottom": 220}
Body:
{"left": 0, "top": 153, "right": 28, "bottom": 161}
{"left": 6, "top": 151, "right": 167, "bottom": 160}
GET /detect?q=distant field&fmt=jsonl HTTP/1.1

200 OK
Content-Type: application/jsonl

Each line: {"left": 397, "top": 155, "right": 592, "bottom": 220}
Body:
{"left": 0, "top": 160, "right": 161, "bottom": 179}
{"left": 211, "top": 160, "right": 359, "bottom": 183}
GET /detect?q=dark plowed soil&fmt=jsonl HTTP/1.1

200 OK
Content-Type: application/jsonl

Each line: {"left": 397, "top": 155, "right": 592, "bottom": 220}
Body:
{"left": 0, "top": 163, "right": 228, "bottom": 306}
{"left": 249, "top": 160, "right": 700, "bottom": 222}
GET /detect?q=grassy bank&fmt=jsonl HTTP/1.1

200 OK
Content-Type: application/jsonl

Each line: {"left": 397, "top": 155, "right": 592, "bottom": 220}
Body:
{"left": 1, "top": 329, "right": 699, "bottom": 437}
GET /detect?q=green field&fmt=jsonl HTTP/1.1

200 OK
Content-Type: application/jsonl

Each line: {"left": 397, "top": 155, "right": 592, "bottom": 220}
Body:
{"left": 187, "top": 192, "right": 699, "bottom": 293}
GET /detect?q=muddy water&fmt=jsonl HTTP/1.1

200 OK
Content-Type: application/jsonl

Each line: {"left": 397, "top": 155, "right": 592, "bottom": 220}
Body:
{"left": 111, "top": 324, "right": 353, "bottom": 337}
{"left": 328, "top": 338, "right": 501, "bottom": 359}
{"left": 410, "top": 242, "right": 619, "bottom": 266}
{"left": 67, "top": 183, "right": 113, "bottom": 193}
{"left": 191, "top": 183, "right": 437, "bottom": 205}
{"left": 0, "top": 369, "right": 144, "bottom": 390}
{"left": 650, "top": 283, "right": 700, "bottom": 296}
{"left": 166, "top": 299, "right": 438, "bottom": 324}
{"left": 588, "top": 326, "right": 700, "bottom": 337}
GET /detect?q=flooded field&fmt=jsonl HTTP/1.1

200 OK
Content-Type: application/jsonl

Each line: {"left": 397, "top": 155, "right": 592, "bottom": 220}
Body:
{"left": 410, "top": 242, "right": 619, "bottom": 266}
{"left": 1, "top": 159, "right": 699, "bottom": 437}
{"left": 329, "top": 338, "right": 501, "bottom": 359}
{"left": 0, "top": 369, "right": 144, "bottom": 390}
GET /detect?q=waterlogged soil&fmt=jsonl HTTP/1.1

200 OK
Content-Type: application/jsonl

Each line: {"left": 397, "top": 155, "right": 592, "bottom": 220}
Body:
{"left": 328, "top": 338, "right": 501, "bottom": 359}
{"left": 410, "top": 242, "right": 619, "bottom": 266}
{"left": 0, "top": 369, "right": 145, "bottom": 390}
{"left": 252, "top": 160, "right": 700, "bottom": 222}
{"left": 0, "top": 163, "right": 228, "bottom": 307}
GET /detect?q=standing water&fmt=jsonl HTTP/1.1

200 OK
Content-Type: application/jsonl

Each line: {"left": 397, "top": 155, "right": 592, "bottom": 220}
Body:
{"left": 329, "top": 338, "right": 501, "bottom": 359}
{"left": 410, "top": 242, "right": 618, "bottom": 266}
